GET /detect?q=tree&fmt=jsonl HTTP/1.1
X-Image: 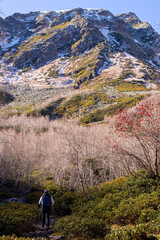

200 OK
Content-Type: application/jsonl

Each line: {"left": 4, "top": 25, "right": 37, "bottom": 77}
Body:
{"left": 112, "top": 95, "right": 160, "bottom": 176}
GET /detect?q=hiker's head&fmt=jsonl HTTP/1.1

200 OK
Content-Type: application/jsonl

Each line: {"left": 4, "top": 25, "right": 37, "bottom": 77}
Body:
{"left": 43, "top": 189, "right": 49, "bottom": 195}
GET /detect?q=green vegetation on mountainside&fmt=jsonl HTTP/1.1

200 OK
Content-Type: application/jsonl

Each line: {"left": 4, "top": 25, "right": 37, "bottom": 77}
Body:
{"left": 1, "top": 97, "right": 65, "bottom": 118}
{"left": 3, "top": 15, "right": 87, "bottom": 66}
{"left": 87, "top": 73, "right": 149, "bottom": 91}
{"left": 115, "top": 83, "right": 148, "bottom": 92}
{"left": 54, "top": 91, "right": 112, "bottom": 117}
{"left": 4, "top": 17, "right": 77, "bottom": 61}
{"left": 69, "top": 42, "right": 108, "bottom": 87}
{"left": 54, "top": 94, "right": 144, "bottom": 124}
{"left": 0, "top": 88, "right": 145, "bottom": 125}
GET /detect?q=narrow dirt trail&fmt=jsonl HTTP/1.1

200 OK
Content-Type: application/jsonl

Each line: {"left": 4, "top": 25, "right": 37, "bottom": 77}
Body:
{"left": 26, "top": 215, "right": 64, "bottom": 240}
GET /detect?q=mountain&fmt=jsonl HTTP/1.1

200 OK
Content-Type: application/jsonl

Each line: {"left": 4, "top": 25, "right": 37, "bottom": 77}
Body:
{"left": 0, "top": 8, "right": 160, "bottom": 123}
{"left": 0, "top": 8, "right": 160, "bottom": 88}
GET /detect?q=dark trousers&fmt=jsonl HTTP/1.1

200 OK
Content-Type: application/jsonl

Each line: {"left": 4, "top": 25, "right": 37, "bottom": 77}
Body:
{"left": 42, "top": 206, "right": 50, "bottom": 227}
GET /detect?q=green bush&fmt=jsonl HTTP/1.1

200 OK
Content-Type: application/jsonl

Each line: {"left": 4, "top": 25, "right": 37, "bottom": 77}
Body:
{"left": 137, "top": 208, "right": 159, "bottom": 223}
{"left": 0, "top": 191, "right": 18, "bottom": 201}
{"left": 121, "top": 170, "right": 159, "bottom": 197}
{"left": 105, "top": 223, "right": 157, "bottom": 240}
{"left": 0, "top": 236, "right": 44, "bottom": 240}
{"left": 25, "top": 191, "right": 42, "bottom": 204}
{"left": 2, "top": 170, "right": 160, "bottom": 239}
{"left": 70, "top": 192, "right": 125, "bottom": 224}
{"left": 0, "top": 203, "right": 40, "bottom": 236}
{"left": 54, "top": 192, "right": 82, "bottom": 216}
{"left": 34, "top": 127, "right": 48, "bottom": 134}
{"left": 113, "top": 198, "right": 141, "bottom": 224}
{"left": 54, "top": 215, "right": 108, "bottom": 239}
{"left": 18, "top": 66, "right": 31, "bottom": 75}
{"left": 42, "top": 180, "right": 63, "bottom": 194}
{"left": 54, "top": 91, "right": 112, "bottom": 120}
{"left": 113, "top": 191, "right": 160, "bottom": 224}
{"left": 96, "top": 192, "right": 126, "bottom": 222}
{"left": 71, "top": 198, "right": 100, "bottom": 217}
{"left": 98, "top": 176, "right": 128, "bottom": 196}
{"left": 25, "top": 180, "right": 80, "bottom": 216}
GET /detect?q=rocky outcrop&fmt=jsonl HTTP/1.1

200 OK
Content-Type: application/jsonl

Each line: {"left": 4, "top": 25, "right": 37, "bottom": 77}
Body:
{"left": 0, "top": 90, "right": 14, "bottom": 106}
{"left": 0, "top": 12, "right": 40, "bottom": 52}
{"left": 116, "top": 12, "right": 141, "bottom": 26}
{"left": 7, "top": 197, "right": 25, "bottom": 203}
{"left": 117, "top": 12, "right": 160, "bottom": 57}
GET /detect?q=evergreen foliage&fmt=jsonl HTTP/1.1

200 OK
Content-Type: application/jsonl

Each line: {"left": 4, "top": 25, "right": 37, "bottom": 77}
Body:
{"left": 53, "top": 170, "right": 160, "bottom": 239}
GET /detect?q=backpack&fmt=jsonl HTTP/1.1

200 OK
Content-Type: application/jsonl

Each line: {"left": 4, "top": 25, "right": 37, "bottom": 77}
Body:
{"left": 42, "top": 195, "right": 51, "bottom": 207}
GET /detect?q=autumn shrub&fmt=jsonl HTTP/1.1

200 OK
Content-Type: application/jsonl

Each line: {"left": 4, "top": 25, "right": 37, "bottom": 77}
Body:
{"left": 0, "top": 203, "right": 40, "bottom": 236}
{"left": 54, "top": 215, "right": 108, "bottom": 239}
{"left": 113, "top": 97, "right": 160, "bottom": 176}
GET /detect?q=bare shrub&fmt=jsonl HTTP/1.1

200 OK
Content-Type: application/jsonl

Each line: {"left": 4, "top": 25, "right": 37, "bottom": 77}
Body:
{"left": 0, "top": 93, "right": 159, "bottom": 192}
{"left": 0, "top": 116, "right": 111, "bottom": 191}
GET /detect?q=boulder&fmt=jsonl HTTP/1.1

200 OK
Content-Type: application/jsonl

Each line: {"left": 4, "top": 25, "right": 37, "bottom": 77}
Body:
{"left": 7, "top": 197, "right": 25, "bottom": 203}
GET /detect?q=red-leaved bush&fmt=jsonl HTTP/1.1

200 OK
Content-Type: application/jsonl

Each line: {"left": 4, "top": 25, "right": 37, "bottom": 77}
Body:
{"left": 112, "top": 94, "right": 160, "bottom": 176}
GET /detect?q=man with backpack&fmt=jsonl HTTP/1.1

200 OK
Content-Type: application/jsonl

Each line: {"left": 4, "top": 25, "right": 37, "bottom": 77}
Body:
{"left": 38, "top": 190, "right": 54, "bottom": 230}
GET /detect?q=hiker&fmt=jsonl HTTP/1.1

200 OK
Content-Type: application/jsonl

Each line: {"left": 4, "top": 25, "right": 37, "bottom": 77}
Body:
{"left": 38, "top": 190, "right": 54, "bottom": 230}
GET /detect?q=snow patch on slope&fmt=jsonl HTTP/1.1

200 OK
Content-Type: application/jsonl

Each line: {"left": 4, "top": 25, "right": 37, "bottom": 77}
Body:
{"left": 0, "top": 57, "right": 74, "bottom": 88}
{"left": 18, "top": 15, "right": 37, "bottom": 22}
{"left": 99, "top": 27, "right": 110, "bottom": 39}
{"left": 99, "top": 27, "right": 121, "bottom": 48}
{"left": 98, "top": 61, "right": 109, "bottom": 75}
{"left": 1, "top": 36, "right": 20, "bottom": 51}
{"left": 82, "top": 9, "right": 113, "bottom": 22}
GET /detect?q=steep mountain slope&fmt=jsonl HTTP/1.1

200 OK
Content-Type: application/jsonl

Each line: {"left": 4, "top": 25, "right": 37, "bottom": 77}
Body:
{"left": 0, "top": 8, "right": 160, "bottom": 88}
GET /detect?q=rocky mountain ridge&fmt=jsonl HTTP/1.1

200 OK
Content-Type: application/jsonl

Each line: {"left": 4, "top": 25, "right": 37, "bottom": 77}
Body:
{"left": 0, "top": 8, "right": 160, "bottom": 88}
